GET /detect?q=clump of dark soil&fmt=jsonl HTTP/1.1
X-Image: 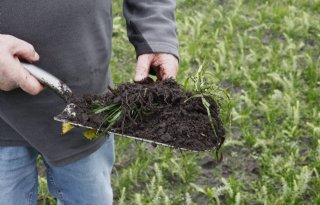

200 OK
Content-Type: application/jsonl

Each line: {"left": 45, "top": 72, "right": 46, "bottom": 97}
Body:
{"left": 65, "top": 79, "right": 225, "bottom": 151}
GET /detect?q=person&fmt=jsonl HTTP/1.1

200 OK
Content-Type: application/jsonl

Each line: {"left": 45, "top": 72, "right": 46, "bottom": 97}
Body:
{"left": 0, "top": 1, "right": 179, "bottom": 204}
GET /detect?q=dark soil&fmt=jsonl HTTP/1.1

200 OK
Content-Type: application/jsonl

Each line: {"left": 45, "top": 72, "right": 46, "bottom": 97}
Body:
{"left": 64, "top": 79, "right": 225, "bottom": 151}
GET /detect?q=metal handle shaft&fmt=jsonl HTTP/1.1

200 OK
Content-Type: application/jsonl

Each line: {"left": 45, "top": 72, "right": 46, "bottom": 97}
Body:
{"left": 21, "top": 63, "right": 73, "bottom": 102}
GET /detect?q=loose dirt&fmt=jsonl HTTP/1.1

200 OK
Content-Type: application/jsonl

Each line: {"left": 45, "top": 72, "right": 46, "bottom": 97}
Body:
{"left": 65, "top": 79, "right": 225, "bottom": 151}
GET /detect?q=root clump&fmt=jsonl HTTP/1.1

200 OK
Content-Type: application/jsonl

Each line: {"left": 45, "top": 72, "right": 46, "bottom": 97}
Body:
{"left": 66, "top": 79, "right": 225, "bottom": 151}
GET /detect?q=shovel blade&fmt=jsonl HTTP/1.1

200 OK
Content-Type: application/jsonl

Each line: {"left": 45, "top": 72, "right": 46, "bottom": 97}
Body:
{"left": 54, "top": 104, "right": 210, "bottom": 152}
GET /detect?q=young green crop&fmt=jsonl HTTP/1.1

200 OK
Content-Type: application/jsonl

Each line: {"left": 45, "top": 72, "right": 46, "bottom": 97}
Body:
{"left": 37, "top": 0, "right": 320, "bottom": 204}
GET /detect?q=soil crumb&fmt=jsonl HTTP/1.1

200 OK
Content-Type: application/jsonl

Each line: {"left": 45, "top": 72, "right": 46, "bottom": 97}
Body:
{"left": 64, "top": 79, "right": 225, "bottom": 151}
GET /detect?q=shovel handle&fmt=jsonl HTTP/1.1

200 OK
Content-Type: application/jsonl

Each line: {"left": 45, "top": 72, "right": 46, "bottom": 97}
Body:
{"left": 21, "top": 63, "right": 73, "bottom": 102}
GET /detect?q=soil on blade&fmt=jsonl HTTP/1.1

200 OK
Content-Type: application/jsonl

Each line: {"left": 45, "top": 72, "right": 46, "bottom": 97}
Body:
{"left": 64, "top": 79, "right": 225, "bottom": 151}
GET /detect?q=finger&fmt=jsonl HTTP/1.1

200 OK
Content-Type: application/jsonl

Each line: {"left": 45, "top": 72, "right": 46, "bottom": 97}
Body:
{"left": 152, "top": 54, "right": 178, "bottom": 80}
{"left": 156, "top": 67, "right": 164, "bottom": 81}
{"left": 8, "top": 37, "right": 40, "bottom": 62}
{"left": 0, "top": 80, "right": 19, "bottom": 91}
{"left": 134, "top": 54, "right": 154, "bottom": 82}
{"left": 159, "top": 62, "right": 178, "bottom": 80}
{"left": 16, "top": 64, "right": 44, "bottom": 95}
{"left": 162, "top": 66, "right": 178, "bottom": 80}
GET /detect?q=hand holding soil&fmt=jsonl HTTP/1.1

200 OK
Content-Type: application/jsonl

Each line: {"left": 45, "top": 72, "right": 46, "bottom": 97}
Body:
{"left": 0, "top": 34, "right": 44, "bottom": 95}
{"left": 134, "top": 53, "right": 179, "bottom": 81}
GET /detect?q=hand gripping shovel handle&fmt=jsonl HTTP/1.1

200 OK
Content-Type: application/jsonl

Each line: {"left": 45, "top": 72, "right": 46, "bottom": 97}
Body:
{"left": 21, "top": 63, "right": 73, "bottom": 102}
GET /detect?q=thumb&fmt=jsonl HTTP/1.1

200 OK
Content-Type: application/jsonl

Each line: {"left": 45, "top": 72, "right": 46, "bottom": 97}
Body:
{"left": 134, "top": 54, "right": 154, "bottom": 82}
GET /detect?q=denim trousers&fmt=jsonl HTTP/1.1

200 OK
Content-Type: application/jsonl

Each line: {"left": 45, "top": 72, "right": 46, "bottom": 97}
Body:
{"left": 0, "top": 134, "right": 114, "bottom": 205}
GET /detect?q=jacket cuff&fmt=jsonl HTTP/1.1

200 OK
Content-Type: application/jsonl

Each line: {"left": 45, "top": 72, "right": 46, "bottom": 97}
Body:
{"left": 134, "top": 42, "right": 179, "bottom": 61}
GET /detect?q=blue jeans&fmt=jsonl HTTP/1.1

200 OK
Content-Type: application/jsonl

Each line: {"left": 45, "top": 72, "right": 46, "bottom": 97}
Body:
{"left": 0, "top": 135, "right": 114, "bottom": 205}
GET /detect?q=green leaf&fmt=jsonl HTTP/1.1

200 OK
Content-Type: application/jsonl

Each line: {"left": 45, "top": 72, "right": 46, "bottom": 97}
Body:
{"left": 61, "top": 122, "right": 75, "bottom": 135}
{"left": 183, "top": 76, "right": 190, "bottom": 89}
{"left": 83, "top": 129, "right": 98, "bottom": 140}
{"left": 94, "top": 104, "right": 119, "bottom": 114}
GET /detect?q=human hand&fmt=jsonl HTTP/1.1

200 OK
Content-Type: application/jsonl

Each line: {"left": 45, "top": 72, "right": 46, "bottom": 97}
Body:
{"left": 0, "top": 34, "right": 44, "bottom": 95}
{"left": 134, "top": 53, "right": 179, "bottom": 82}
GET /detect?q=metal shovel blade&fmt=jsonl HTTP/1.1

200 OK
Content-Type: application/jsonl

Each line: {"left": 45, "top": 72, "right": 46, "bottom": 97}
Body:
{"left": 53, "top": 104, "right": 206, "bottom": 152}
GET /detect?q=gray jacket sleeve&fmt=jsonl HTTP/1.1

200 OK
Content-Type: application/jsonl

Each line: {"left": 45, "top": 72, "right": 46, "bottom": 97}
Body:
{"left": 123, "top": 0, "right": 179, "bottom": 59}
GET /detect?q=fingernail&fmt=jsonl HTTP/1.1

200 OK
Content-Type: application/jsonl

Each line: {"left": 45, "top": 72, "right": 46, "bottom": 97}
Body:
{"left": 134, "top": 73, "right": 145, "bottom": 81}
{"left": 34, "top": 52, "right": 40, "bottom": 60}
{"left": 134, "top": 77, "right": 142, "bottom": 82}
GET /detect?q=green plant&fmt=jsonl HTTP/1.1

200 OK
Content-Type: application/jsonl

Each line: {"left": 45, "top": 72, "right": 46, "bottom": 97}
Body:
{"left": 184, "top": 64, "right": 230, "bottom": 152}
{"left": 92, "top": 102, "right": 122, "bottom": 132}
{"left": 38, "top": 176, "right": 56, "bottom": 205}
{"left": 38, "top": 0, "right": 320, "bottom": 204}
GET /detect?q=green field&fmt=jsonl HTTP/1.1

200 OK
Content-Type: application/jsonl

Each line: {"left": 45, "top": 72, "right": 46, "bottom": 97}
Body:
{"left": 38, "top": 0, "right": 320, "bottom": 204}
